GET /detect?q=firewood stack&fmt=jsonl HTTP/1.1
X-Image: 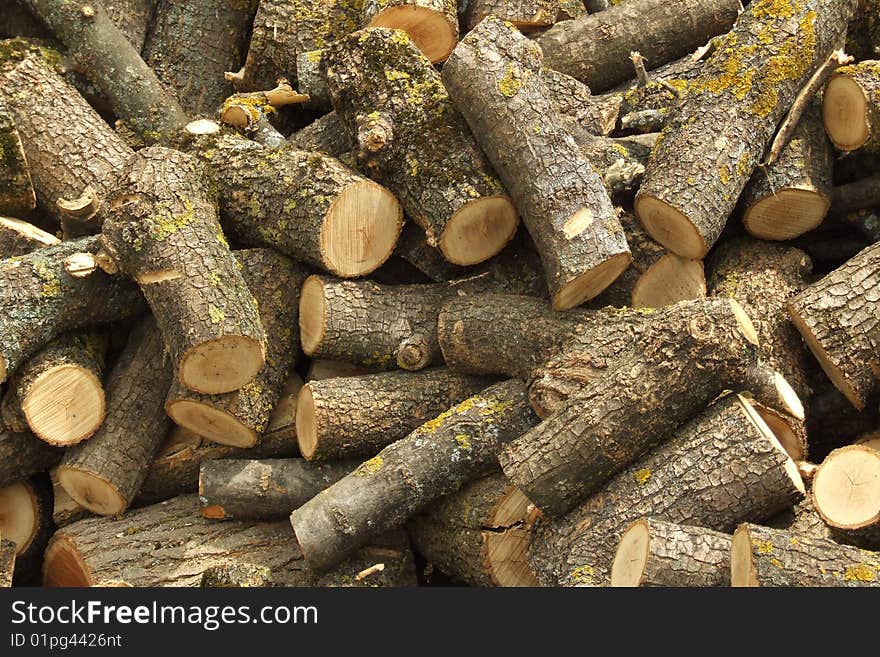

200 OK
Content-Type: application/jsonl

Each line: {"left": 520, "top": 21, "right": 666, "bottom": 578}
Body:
{"left": 0, "top": 0, "right": 879, "bottom": 589}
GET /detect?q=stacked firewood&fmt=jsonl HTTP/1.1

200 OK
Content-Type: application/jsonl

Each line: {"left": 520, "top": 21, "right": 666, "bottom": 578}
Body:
{"left": 0, "top": 0, "right": 879, "bottom": 588}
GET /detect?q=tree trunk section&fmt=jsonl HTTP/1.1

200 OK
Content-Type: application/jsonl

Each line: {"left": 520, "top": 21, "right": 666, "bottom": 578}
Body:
{"left": 362, "top": 0, "right": 459, "bottom": 63}
{"left": 288, "top": 111, "right": 355, "bottom": 159}
{"left": 0, "top": 217, "right": 59, "bottom": 257}
{"left": 824, "top": 60, "right": 880, "bottom": 152}
{"left": 0, "top": 536, "right": 14, "bottom": 587}
{"left": 0, "top": 94, "right": 35, "bottom": 216}
{"left": 812, "top": 445, "right": 880, "bottom": 547}
{"left": 0, "top": 430, "right": 61, "bottom": 489}
{"left": 463, "top": 0, "right": 556, "bottom": 32}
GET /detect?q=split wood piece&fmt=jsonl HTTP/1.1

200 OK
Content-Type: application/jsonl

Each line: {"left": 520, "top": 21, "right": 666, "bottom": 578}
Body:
{"left": 326, "top": 29, "right": 517, "bottom": 267}
{"left": 0, "top": 95, "right": 35, "bottom": 215}
{"left": 296, "top": 368, "right": 495, "bottom": 461}
{"left": 0, "top": 217, "right": 59, "bottom": 257}
{"left": 788, "top": 241, "right": 880, "bottom": 410}
{"left": 610, "top": 518, "right": 732, "bottom": 587}
{"left": 100, "top": 146, "right": 265, "bottom": 395}
{"left": 144, "top": 0, "right": 257, "bottom": 116}
{"left": 21, "top": 0, "right": 188, "bottom": 143}
{"left": 188, "top": 129, "right": 402, "bottom": 278}
{"left": 362, "top": 0, "right": 458, "bottom": 63}
{"left": 731, "top": 522, "right": 880, "bottom": 586}
{"left": 296, "top": 51, "right": 331, "bottom": 111}
{"left": 288, "top": 112, "right": 355, "bottom": 160}
{"left": 824, "top": 60, "right": 880, "bottom": 152}
{"left": 219, "top": 82, "right": 309, "bottom": 132}
{"left": 708, "top": 237, "right": 814, "bottom": 401}
{"left": 44, "top": 495, "right": 418, "bottom": 587}
{"left": 751, "top": 401, "right": 809, "bottom": 463}
{"left": 407, "top": 473, "right": 540, "bottom": 587}
{"left": 57, "top": 318, "right": 173, "bottom": 516}
{"left": 528, "top": 393, "right": 805, "bottom": 586}
{"left": 263, "top": 372, "right": 304, "bottom": 444}
{"left": 543, "top": 68, "right": 621, "bottom": 137}
{"left": 1, "top": 331, "right": 107, "bottom": 446}
{"left": 536, "top": 0, "right": 740, "bottom": 92}
{"left": 443, "top": 18, "right": 629, "bottom": 309}
{"left": 0, "top": 236, "right": 144, "bottom": 384}
{"left": 305, "top": 360, "right": 369, "bottom": 381}
{"left": 136, "top": 425, "right": 300, "bottom": 506}
{"left": 463, "top": 0, "right": 555, "bottom": 32}
{"left": 812, "top": 445, "right": 880, "bottom": 546}
{"left": 198, "top": 458, "right": 357, "bottom": 521}
{"left": 765, "top": 496, "right": 833, "bottom": 542}
{"left": 200, "top": 563, "right": 272, "bottom": 587}
{"left": 742, "top": 103, "right": 833, "bottom": 240}
{"left": 831, "top": 174, "right": 880, "bottom": 215}
{"left": 847, "top": 0, "right": 880, "bottom": 60}
{"left": 291, "top": 379, "right": 539, "bottom": 571}
{"left": 500, "top": 298, "right": 761, "bottom": 517}
{"left": 0, "top": 534, "right": 14, "bottom": 587}
{"left": 165, "top": 249, "right": 306, "bottom": 448}
{"left": 0, "top": 430, "right": 61, "bottom": 489}
{"left": 51, "top": 472, "right": 89, "bottom": 528}
{"left": 0, "top": 474, "right": 52, "bottom": 584}
{"left": 0, "top": 46, "right": 133, "bottom": 232}
{"left": 636, "top": 0, "right": 856, "bottom": 260}
{"left": 588, "top": 211, "right": 705, "bottom": 309}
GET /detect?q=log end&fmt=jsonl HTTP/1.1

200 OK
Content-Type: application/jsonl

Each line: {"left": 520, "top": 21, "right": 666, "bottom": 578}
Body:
{"left": 636, "top": 194, "right": 708, "bottom": 260}
{"left": 43, "top": 533, "right": 93, "bottom": 587}
{"left": 737, "top": 394, "right": 805, "bottom": 498}
{"left": 552, "top": 252, "right": 632, "bottom": 311}
{"left": 22, "top": 364, "right": 105, "bottom": 446}
{"left": 166, "top": 400, "right": 257, "bottom": 449}
{"left": 366, "top": 11, "right": 458, "bottom": 64}
{"left": 298, "top": 276, "right": 326, "bottom": 356}
{"left": 729, "top": 524, "right": 759, "bottom": 587}
{"left": 0, "top": 216, "right": 60, "bottom": 248}
{"left": 743, "top": 188, "right": 830, "bottom": 241}
{"left": 484, "top": 486, "right": 541, "bottom": 587}
{"left": 813, "top": 445, "right": 880, "bottom": 530}
{"left": 631, "top": 254, "right": 706, "bottom": 308}
{"left": 179, "top": 336, "right": 265, "bottom": 395}
{"left": 610, "top": 518, "right": 650, "bottom": 587}
{"left": 0, "top": 481, "right": 38, "bottom": 556}
{"left": 823, "top": 74, "right": 870, "bottom": 152}
{"left": 753, "top": 404, "right": 807, "bottom": 462}
{"left": 439, "top": 195, "right": 519, "bottom": 266}
{"left": 294, "top": 384, "right": 319, "bottom": 461}
{"left": 56, "top": 466, "right": 127, "bottom": 516}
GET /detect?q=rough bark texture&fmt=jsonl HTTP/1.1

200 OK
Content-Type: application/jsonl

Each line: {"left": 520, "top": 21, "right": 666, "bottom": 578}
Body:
{"left": 636, "top": 0, "right": 856, "bottom": 259}
{"left": 296, "top": 50, "right": 332, "bottom": 112}
{"left": 536, "top": 0, "right": 740, "bottom": 92}
{"left": 44, "top": 495, "right": 417, "bottom": 587}
{"left": 298, "top": 368, "right": 495, "bottom": 460}
{"left": 0, "top": 429, "right": 61, "bottom": 489}
{"left": 0, "top": 217, "right": 59, "bottom": 258}
{"left": 764, "top": 496, "right": 833, "bottom": 541}
{"left": 0, "top": 537, "right": 14, "bottom": 587}
{"left": 500, "top": 298, "right": 760, "bottom": 517}
{"left": 0, "top": 94, "right": 35, "bottom": 216}
{"left": 542, "top": 68, "right": 620, "bottom": 137}
{"left": 58, "top": 318, "right": 173, "bottom": 515}
{"left": 788, "top": 241, "right": 880, "bottom": 410}
{"left": 825, "top": 61, "right": 880, "bottom": 152}
{"left": 102, "top": 0, "right": 156, "bottom": 52}
{"left": 288, "top": 111, "right": 355, "bottom": 160}
{"left": 100, "top": 146, "right": 265, "bottom": 395}
{"left": 529, "top": 394, "right": 804, "bottom": 586}
{"left": 395, "top": 222, "right": 469, "bottom": 282}
{"left": 708, "top": 237, "right": 814, "bottom": 401}
{"left": 443, "top": 18, "right": 630, "bottom": 309}
{"left": 143, "top": 0, "right": 256, "bottom": 115}
{"left": 847, "top": 0, "right": 880, "bottom": 60}
{"left": 291, "top": 379, "right": 539, "bottom": 570}
{"left": 198, "top": 458, "right": 357, "bottom": 520}
{"left": 732, "top": 523, "right": 880, "bottom": 586}
{"left": 463, "top": 0, "right": 556, "bottom": 31}
{"left": 362, "top": 0, "right": 459, "bottom": 63}
{"left": 165, "top": 249, "right": 306, "bottom": 447}
{"left": 0, "top": 236, "right": 145, "bottom": 383}
{"left": 325, "top": 28, "right": 515, "bottom": 265}
{"left": 200, "top": 563, "right": 272, "bottom": 587}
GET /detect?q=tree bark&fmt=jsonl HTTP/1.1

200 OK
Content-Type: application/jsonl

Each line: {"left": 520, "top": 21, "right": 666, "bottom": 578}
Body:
{"left": 102, "top": 0, "right": 156, "bottom": 52}
{"left": 296, "top": 50, "right": 332, "bottom": 112}
{"left": 0, "top": 536, "right": 14, "bottom": 587}
{"left": 847, "top": 0, "right": 880, "bottom": 60}
{"left": 764, "top": 496, "right": 833, "bottom": 541}
{"left": 636, "top": 0, "right": 856, "bottom": 260}
{"left": 462, "top": 0, "right": 559, "bottom": 30}
{"left": 812, "top": 444, "right": 880, "bottom": 547}
{"left": 288, "top": 111, "right": 355, "bottom": 160}
{"left": 442, "top": 18, "right": 630, "bottom": 309}
{"left": 529, "top": 394, "right": 805, "bottom": 586}
{"left": 0, "top": 430, "right": 61, "bottom": 489}
{"left": 543, "top": 68, "right": 621, "bottom": 137}
{"left": 200, "top": 563, "right": 272, "bottom": 587}
{"left": 296, "top": 368, "right": 495, "bottom": 460}
{"left": 0, "top": 217, "right": 59, "bottom": 257}
{"left": 0, "top": 94, "right": 35, "bottom": 216}
{"left": 824, "top": 60, "right": 880, "bottom": 152}
{"left": 198, "top": 458, "right": 357, "bottom": 520}
{"left": 100, "top": 146, "right": 266, "bottom": 395}
{"left": 362, "top": 0, "right": 458, "bottom": 63}
{"left": 291, "top": 379, "right": 539, "bottom": 570}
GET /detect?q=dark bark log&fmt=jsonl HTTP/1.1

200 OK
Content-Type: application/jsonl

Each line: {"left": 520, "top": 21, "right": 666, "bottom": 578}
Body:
{"left": 288, "top": 111, "right": 355, "bottom": 160}
{"left": 847, "top": 0, "right": 880, "bottom": 60}
{"left": 812, "top": 445, "right": 880, "bottom": 547}
{"left": 831, "top": 174, "right": 880, "bottom": 215}
{"left": 0, "top": 473, "right": 52, "bottom": 585}
{"left": 0, "top": 430, "right": 61, "bottom": 489}
{"left": 463, "top": 0, "right": 556, "bottom": 32}
{"left": 296, "top": 50, "right": 332, "bottom": 112}
{"left": 636, "top": 0, "right": 856, "bottom": 259}
{"left": 0, "top": 217, "right": 58, "bottom": 257}
{"left": 0, "top": 95, "right": 35, "bottom": 216}
{"left": 1, "top": 0, "right": 51, "bottom": 39}
{"left": 824, "top": 60, "right": 880, "bottom": 152}
{"left": 325, "top": 28, "right": 517, "bottom": 267}
{"left": 198, "top": 458, "right": 357, "bottom": 520}
{"left": 101, "top": 0, "right": 156, "bottom": 52}
{"left": 200, "top": 563, "right": 272, "bottom": 587}
{"left": 362, "top": 0, "right": 459, "bottom": 63}
{"left": 290, "top": 379, "right": 539, "bottom": 570}
{"left": 394, "top": 222, "right": 469, "bottom": 282}
{"left": 304, "top": 360, "right": 369, "bottom": 381}
{"left": 443, "top": 18, "right": 630, "bottom": 309}
{"left": 806, "top": 384, "right": 879, "bottom": 461}
{"left": 764, "top": 496, "right": 833, "bottom": 541}
{"left": 0, "top": 536, "right": 14, "bottom": 587}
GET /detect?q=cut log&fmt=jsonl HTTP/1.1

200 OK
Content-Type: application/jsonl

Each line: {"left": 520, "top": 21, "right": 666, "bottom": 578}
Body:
{"left": 742, "top": 102, "right": 833, "bottom": 240}
{"left": 57, "top": 318, "right": 173, "bottom": 516}
{"left": 325, "top": 28, "right": 517, "bottom": 267}
{"left": 407, "top": 473, "right": 540, "bottom": 587}
{"left": 528, "top": 393, "right": 805, "bottom": 586}
{"left": 165, "top": 249, "right": 307, "bottom": 448}
{"left": 463, "top": 0, "right": 556, "bottom": 32}
{"left": 824, "top": 60, "right": 880, "bottom": 152}
{"left": 765, "top": 496, "right": 833, "bottom": 541}
{"left": 731, "top": 522, "right": 880, "bottom": 586}
{"left": 263, "top": 372, "right": 303, "bottom": 444}
{"left": 362, "top": 0, "right": 458, "bottom": 63}
{"left": 219, "top": 81, "right": 308, "bottom": 135}
{"left": 812, "top": 445, "right": 880, "bottom": 546}
{"left": 288, "top": 111, "right": 355, "bottom": 160}
{"left": 610, "top": 518, "right": 732, "bottom": 587}
{"left": 500, "top": 298, "right": 761, "bottom": 517}
{"left": 43, "top": 495, "right": 417, "bottom": 587}
{"left": 443, "top": 18, "right": 630, "bottom": 309}
{"left": 100, "top": 146, "right": 265, "bottom": 395}
{"left": 0, "top": 236, "right": 144, "bottom": 383}
{"left": 296, "top": 368, "right": 495, "bottom": 460}
{"left": 788, "top": 241, "right": 880, "bottom": 410}
{"left": 751, "top": 401, "right": 809, "bottom": 462}
{"left": 0, "top": 430, "right": 61, "bottom": 489}
{"left": 198, "top": 458, "right": 357, "bottom": 521}
{"left": 21, "top": 0, "right": 188, "bottom": 143}
{"left": 544, "top": 69, "right": 620, "bottom": 138}
{"left": 51, "top": 472, "right": 89, "bottom": 528}
{"left": 188, "top": 128, "right": 402, "bottom": 278}
{"left": 636, "top": 0, "right": 855, "bottom": 259}
{"left": 394, "top": 222, "right": 469, "bottom": 282}
{"left": 0, "top": 94, "right": 35, "bottom": 215}
{"left": 0, "top": 534, "right": 15, "bottom": 587}
{"left": 291, "top": 379, "right": 539, "bottom": 570}
{"left": 296, "top": 50, "right": 332, "bottom": 111}
{"left": 535, "top": 0, "right": 740, "bottom": 92}
{"left": 0, "top": 217, "right": 59, "bottom": 257}
{"left": 0, "top": 474, "right": 52, "bottom": 584}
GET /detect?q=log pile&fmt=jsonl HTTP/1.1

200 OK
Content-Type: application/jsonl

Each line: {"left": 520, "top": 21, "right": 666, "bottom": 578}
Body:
{"left": 0, "top": 0, "right": 879, "bottom": 589}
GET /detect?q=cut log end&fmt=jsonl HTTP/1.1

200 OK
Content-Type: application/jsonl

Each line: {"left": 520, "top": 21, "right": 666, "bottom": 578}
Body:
{"left": 56, "top": 466, "right": 128, "bottom": 517}
{"left": 22, "top": 365, "right": 105, "bottom": 446}
{"left": 0, "top": 217, "right": 59, "bottom": 248}
{"left": 728, "top": 299, "right": 760, "bottom": 347}
{"left": 485, "top": 486, "right": 540, "bottom": 587}
{"left": 730, "top": 525, "right": 760, "bottom": 587}
{"left": 320, "top": 181, "right": 402, "bottom": 278}
{"left": 165, "top": 400, "right": 257, "bottom": 448}
{"left": 813, "top": 446, "right": 880, "bottom": 530}
{"left": 295, "top": 385, "right": 318, "bottom": 461}
{"left": 552, "top": 252, "right": 632, "bottom": 311}
{"left": 367, "top": 11, "right": 458, "bottom": 64}
{"left": 823, "top": 74, "right": 870, "bottom": 151}
{"left": 298, "top": 276, "right": 326, "bottom": 356}
{"left": 43, "top": 534, "right": 93, "bottom": 587}
{"left": 219, "top": 105, "right": 251, "bottom": 129}
{"left": 636, "top": 194, "right": 708, "bottom": 260}
{"left": 178, "top": 336, "right": 265, "bottom": 395}
{"left": 0, "top": 482, "right": 38, "bottom": 555}
{"left": 754, "top": 406, "right": 806, "bottom": 462}
{"left": 743, "top": 188, "right": 830, "bottom": 241}
{"left": 631, "top": 254, "right": 706, "bottom": 308}
{"left": 610, "top": 518, "right": 650, "bottom": 587}
{"left": 738, "top": 394, "right": 805, "bottom": 497}
{"left": 439, "top": 195, "right": 519, "bottom": 266}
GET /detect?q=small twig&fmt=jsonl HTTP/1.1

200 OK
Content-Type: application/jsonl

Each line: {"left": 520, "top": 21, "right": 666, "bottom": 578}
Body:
{"left": 354, "top": 563, "right": 385, "bottom": 582}
{"left": 630, "top": 51, "right": 650, "bottom": 87}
